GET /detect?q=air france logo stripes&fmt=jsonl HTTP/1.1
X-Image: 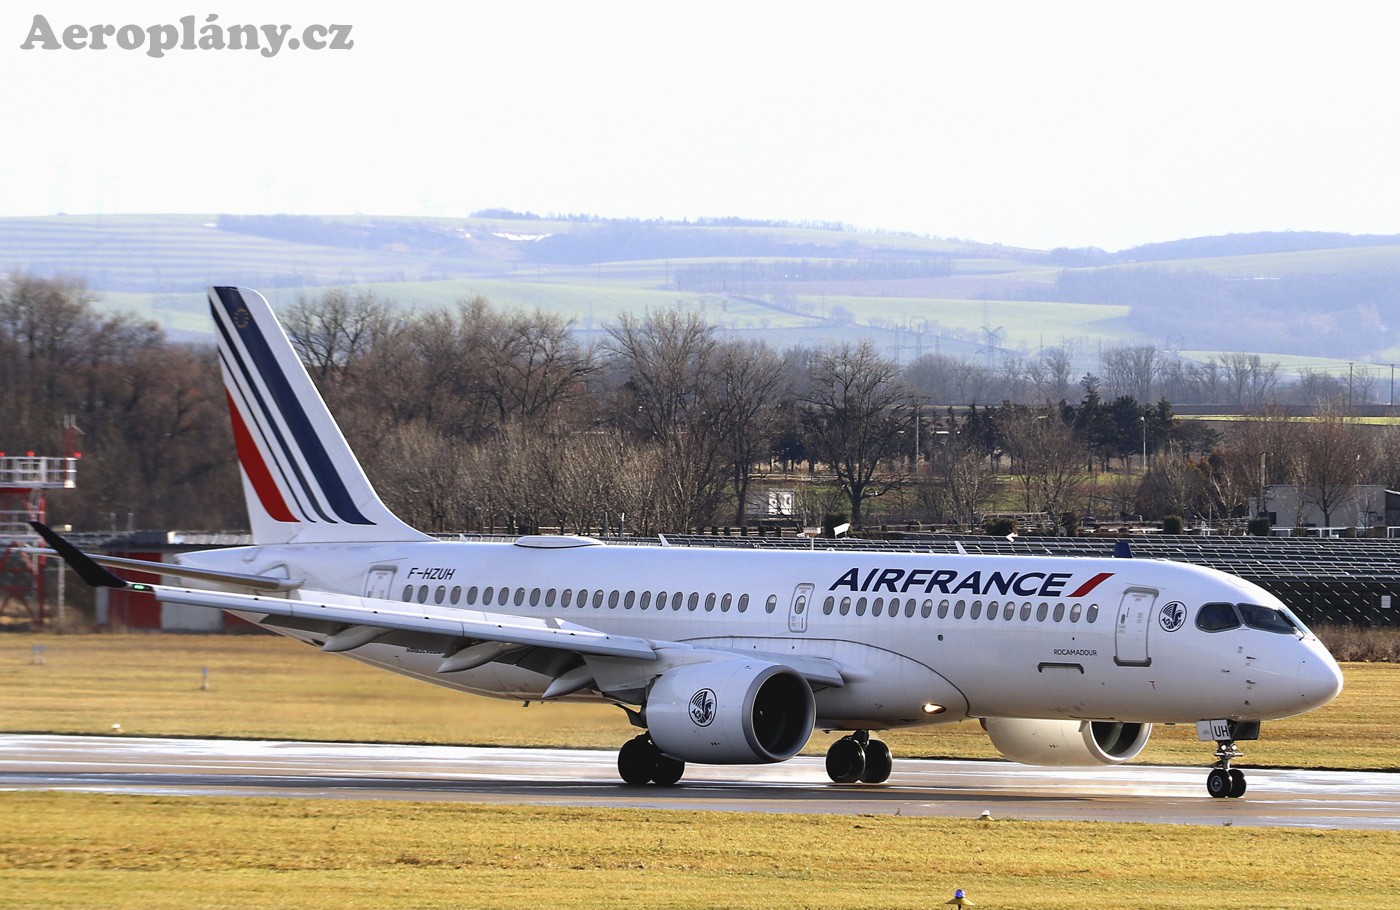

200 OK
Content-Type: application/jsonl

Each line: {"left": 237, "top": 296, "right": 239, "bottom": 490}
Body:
{"left": 829, "top": 566, "right": 1114, "bottom": 599}
{"left": 212, "top": 287, "right": 372, "bottom": 526}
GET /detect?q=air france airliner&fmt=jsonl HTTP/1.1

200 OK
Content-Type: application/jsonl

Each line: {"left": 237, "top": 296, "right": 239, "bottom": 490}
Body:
{"left": 37, "top": 286, "right": 1344, "bottom": 799}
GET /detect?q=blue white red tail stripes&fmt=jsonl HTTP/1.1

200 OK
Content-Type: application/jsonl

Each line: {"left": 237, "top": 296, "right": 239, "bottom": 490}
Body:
{"left": 211, "top": 287, "right": 429, "bottom": 545}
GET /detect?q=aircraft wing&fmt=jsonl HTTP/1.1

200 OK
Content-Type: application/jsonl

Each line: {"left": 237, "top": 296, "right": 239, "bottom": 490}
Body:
{"left": 150, "top": 582, "right": 660, "bottom": 661}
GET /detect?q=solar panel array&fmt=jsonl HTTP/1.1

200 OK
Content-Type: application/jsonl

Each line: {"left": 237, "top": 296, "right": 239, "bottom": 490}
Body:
{"left": 652, "top": 534, "right": 1400, "bottom": 627}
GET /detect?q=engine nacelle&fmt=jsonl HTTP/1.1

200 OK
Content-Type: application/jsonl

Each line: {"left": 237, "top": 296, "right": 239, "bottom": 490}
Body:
{"left": 983, "top": 718, "right": 1152, "bottom": 766}
{"left": 645, "top": 659, "right": 815, "bottom": 764}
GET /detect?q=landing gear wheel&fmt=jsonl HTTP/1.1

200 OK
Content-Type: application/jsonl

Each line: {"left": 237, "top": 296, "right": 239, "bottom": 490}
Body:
{"left": 1206, "top": 767, "right": 1231, "bottom": 799}
{"left": 652, "top": 753, "right": 686, "bottom": 786}
{"left": 618, "top": 734, "right": 657, "bottom": 786}
{"left": 825, "top": 737, "right": 866, "bottom": 783}
{"left": 860, "top": 739, "right": 893, "bottom": 784}
{"left": 1228, "top": 768, "right": 1247, "bottom": 799}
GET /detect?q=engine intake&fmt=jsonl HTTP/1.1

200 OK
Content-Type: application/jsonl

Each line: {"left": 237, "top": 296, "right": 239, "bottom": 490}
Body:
{"left": 645, "top": 660, "right": 815, "bottom": 764}
{"left": 983, "top": 718, "right": 1152, "bottom": 766}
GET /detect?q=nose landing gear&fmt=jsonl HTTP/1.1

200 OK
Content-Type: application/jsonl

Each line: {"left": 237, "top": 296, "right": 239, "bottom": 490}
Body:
{"left": 1199, "top": 720, "right": 1259, "bottom": 799}
{"left": 824, "top": 731, "right": 893, "bottom": 784}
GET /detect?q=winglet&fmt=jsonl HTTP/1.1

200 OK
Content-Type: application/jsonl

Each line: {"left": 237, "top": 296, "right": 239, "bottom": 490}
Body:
{"left": 1114, "top": 538, "right": 1134, "bottom": 559}
{"left": 28, "top": 522, "right": 129, "bottom": 588}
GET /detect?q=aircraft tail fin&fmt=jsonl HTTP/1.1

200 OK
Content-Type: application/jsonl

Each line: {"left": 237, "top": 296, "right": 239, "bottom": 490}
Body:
{"left": 210, "top": 286, "right": 430, "bottom": 545}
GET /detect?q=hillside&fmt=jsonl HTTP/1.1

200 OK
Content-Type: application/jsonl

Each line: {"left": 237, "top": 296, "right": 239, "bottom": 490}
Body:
{"left": 2, "top": 213, "right": 1396, "bottom": 371}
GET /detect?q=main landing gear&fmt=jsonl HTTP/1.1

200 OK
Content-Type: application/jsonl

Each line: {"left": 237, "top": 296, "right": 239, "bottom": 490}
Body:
{"left": 824, "top": 730, "right": 893, "bottom": 784}
{"left": 617, "top": 734, "right": 685, "bottom": 786}
{"left": 1201, "top": 720, "right": 1259, "bottom": 799}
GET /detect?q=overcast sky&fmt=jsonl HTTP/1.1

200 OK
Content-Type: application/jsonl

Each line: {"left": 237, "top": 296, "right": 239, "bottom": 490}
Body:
{"left": 3, "top": 1, "right": 1397, "bottom": 251}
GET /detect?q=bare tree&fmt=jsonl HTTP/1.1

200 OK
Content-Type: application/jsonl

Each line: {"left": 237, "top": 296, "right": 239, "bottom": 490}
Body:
{"left": 1000, "top": 407, "right": 1088, "bottom": 531}
{"left": 801, "top": 342, "right": 908, "bottom": 528}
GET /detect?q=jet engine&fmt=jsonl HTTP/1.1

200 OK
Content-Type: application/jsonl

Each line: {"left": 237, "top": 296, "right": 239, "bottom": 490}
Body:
{"left": 645, "top": 659, "right": 815, "bottom": 764}
{"left": 982, "top": 718, "right": 1152, "bottom": 766}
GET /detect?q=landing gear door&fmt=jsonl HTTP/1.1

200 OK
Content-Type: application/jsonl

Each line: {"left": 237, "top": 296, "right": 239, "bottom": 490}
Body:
{"left": 788, "top": 583, "right": 813, "bottom": 633}
{"left": 364, "top": 566, "right": 397, "bottom": 600}
{"left": 1115, "top": 586, "right": 1156, "bottom": 667}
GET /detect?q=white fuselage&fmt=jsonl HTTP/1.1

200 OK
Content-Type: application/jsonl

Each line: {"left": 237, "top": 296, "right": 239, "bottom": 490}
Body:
{"left": 182, "top": 538, "right": 1343, "bottom": 731}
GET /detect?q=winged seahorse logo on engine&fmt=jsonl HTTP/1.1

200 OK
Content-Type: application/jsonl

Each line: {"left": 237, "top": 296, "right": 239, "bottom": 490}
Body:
{"left": 689, "top": 688, "right": 718, "bottom": 726}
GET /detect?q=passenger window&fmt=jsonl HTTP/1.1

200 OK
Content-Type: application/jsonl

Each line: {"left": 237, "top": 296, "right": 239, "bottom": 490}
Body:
{"left": 872, "top": 597, "right": 884, "bottom": 617}
{"left": 738, "top": 594, "right": 749, "bottom": 612}
{"left": 576, "top": 589, "right": 587, "bottom": 607}
{"left": 853, "top": 597, "right": 866, "bottom": 616}
{"left": 500, "top": 588, "right": 511, "bottom": 607}
{"left": 704, "top": 593, "right": 716, "bottom": 612}
{"left": 970, "top": 600, "right": 982, "bottom": 620}
{"left": 466, "top": 586, "right": 479, "bottom": 605}
{"left": 657, "top": 592, "right": 668, "bottom": 610}
{"left": 839, "top": 596, "right": 851, "bottom": 616}
{"left": 418, "top": 585, "right": 429, "bottom": 603}
{"left": 1052, "top": 603, "right": 1065, "bottom": 622}
{"left": 906, "top": 599, "right": 918, "bottom": 618}
{"left": 450, "top": 586, "right": 462, "bottom": 605}
{"left": 639, "top": 591, "right": 650, "bottom": 610}
{"left": 401, "top": 585, "right": 413, "bottom": 602}
{"left": 561, "top": 589, "right": 573, "bottom": 608}
{"left": 953, "top": 599, "right": 966, "bottom": 619}
{"left": 608, "top": 591, "right": 620, "bottom": 609}
{"left": 435, "top": 585, "right": 446, "bottom": 604}
{"left": 483, "top": 586, "right": 494, "bottom": 604}
{"left": 721, "top": 593, "right": 733, "bottom": 612}
{"left": 529, "top": 588, "right": 541, "bottom": 607}
{"left": 513, "top": 588, "right": 525, "bottom": 607}
{"left": 1086, "top": 604, "right": 1100, "bottom": 623}
{"left": 1020, "top": 602, "right": 1032, "bottom": 621}
{"left": 687, "top": 592, "right": 699, "bottom": 611}
{"left": 1197, "top": 602, "right": 1242, "bottom": 632}
{"left": 544, "top": 588, "right": 556, "bottom": 607}
{"left": 823, "top": 596, "right": 835, "bottom": 615}
{"left": 1069, "top": 602, "right": 1082, "bottom": 622}
{"left": 938, "top": 599, "right": 950, "bottom": 619}
{"left": 592, "top": 590, "right": 605, "bottom": 609}
{"left": 1036, "top": 602, "right": 1049, "bottom": 622}
{"left": 987, "top": 601, "right": 999, "bottom": 620}
{"left": 624, "top": 591, "right": 636, "bottom": 609}
{"left": 921, "top": 599, "right": 934, "bottom": 618}
{"left": 765, "top": 594, "right": 778, "bottom": 613}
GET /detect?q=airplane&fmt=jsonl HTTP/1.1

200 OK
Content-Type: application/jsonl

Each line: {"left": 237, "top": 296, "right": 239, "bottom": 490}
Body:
{"left": 36, "top": 286, "right": 1344, "bottom": 799}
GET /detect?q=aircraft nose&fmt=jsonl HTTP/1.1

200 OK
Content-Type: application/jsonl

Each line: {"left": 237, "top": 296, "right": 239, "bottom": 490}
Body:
{"left": 1297, "top": 650, "right": 1344, "bottom": 708}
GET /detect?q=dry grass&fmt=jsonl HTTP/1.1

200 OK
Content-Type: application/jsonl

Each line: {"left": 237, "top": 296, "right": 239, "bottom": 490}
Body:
{"left": 1316, "top": 624, "right": 1400, "bottom": 662}
{"left": 2, "top": 792, "right": 1398, "bottom": 910}
{"left": 2, "top": 633, "right": 1396, "bottom": 770}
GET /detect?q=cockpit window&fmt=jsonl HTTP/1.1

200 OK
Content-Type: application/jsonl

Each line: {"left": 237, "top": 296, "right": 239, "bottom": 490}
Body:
{"left": 1196, "top": 602, "right": 1241, "bottom": 632}
{"left": 1237, "top": 603, "right": 1301, "bottom": 635}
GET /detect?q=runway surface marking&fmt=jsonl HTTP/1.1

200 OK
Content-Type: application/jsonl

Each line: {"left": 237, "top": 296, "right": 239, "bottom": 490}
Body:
{"left": 2, "top": 734, "right": 1397, "bottom": 830}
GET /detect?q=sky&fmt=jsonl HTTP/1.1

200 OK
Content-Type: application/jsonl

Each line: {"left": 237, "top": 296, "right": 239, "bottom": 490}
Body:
{"left": 3, "top": 1, "right": 1399, "bottom": 251}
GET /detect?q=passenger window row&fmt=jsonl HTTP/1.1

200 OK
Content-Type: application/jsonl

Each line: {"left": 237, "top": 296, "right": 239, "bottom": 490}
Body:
{"left": 401, "top": 583, "right": 755, "bottom": 614}
{"left": 398, "top": 582, "right": 1099, "bottom": 625}
{"left": 820, "top": 595, "right": 1100, "bottom": 624}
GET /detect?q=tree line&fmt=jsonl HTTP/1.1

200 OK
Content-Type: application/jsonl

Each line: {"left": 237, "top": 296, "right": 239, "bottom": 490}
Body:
{"left": 7, "top": 273, "right": 1400, "bottom": 537}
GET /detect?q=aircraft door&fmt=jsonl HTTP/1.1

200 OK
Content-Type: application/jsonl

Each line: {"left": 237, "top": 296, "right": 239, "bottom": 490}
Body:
{"left": 1114, "top": 587, "right": 1156, "bottom": 667}
{"left": 788, "top": 583, "right": 813, "bottom": 633}
{"left": 364, "top": 566, "right": 397, "bottom": 600}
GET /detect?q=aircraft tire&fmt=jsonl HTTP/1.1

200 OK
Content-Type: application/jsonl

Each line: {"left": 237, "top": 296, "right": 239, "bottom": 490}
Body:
{"left": 652, "top": 754, "right": 685, "bottom": 786}
{"left": 1206, "top": 768, "right": 1231, "bottom": 799}
{"left": 618, "top": 735, "right": 658, "bottom": 786}
{"left": 1228, "top": 768, "right": 1247, "bottom": 799}
{"left": 825, "top": 737, "right": 866, "bottom": 784}
{"left": 860, "top": 739, "right": 893, "bottom": 784}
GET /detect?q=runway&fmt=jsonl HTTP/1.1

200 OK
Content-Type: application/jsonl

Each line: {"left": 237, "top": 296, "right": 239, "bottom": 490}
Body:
{"left": 2, "top": 734, "right": 1397, "bottom": 830}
